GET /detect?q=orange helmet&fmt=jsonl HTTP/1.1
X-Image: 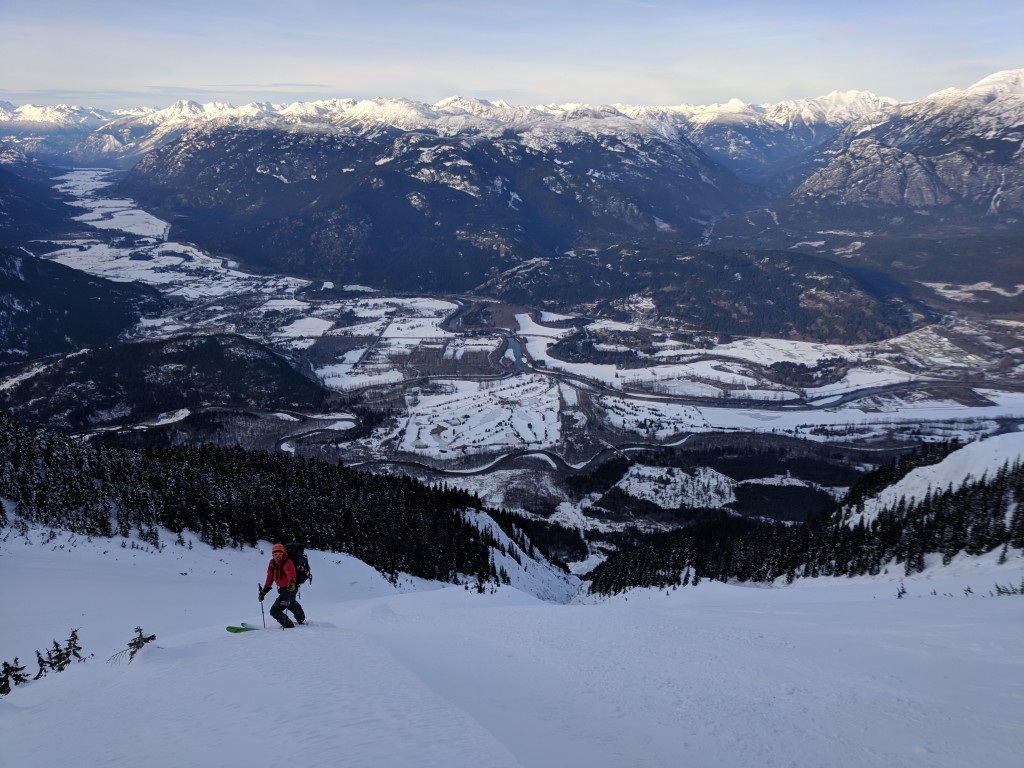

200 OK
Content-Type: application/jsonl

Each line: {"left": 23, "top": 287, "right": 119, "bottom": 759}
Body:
{"left": 272, "top": 543, "right": 286, "bottom": 556}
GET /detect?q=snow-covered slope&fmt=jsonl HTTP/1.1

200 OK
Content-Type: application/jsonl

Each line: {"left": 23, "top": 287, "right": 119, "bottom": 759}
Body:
{"left": 1, "top": 434, "right": 1022, "bottom": 766}
{"left": 843, "top": 431, "right": 1024, "bottom": 527}
{"left": 617, "top": 89, "right": 896, "bottom": 175}
{"left": 0, "top": 102, "right": 112, "bottom": 129}
{"left": 0, "top": 522, "right": 1020, "bottom": 768}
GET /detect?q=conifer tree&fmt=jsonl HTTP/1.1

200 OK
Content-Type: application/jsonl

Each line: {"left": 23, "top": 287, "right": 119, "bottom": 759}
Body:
{"left": 33, "top": 649, "right": 49, "bottom": 680}
{"left": 1, "top": 658, "right": 29, "bottom": 693}
{"left": 11, "top": 657, "right": 29, "bottom": 687}
{"left": 48, "top": 640, "right": 70, "bottom": 672}
{"left": 66, "top": 628, "right": 84, "bottom": 662}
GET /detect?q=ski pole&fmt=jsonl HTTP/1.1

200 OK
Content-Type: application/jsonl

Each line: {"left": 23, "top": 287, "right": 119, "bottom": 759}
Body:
{"left": 258, "top": 582, "right": 266, "bottom": 628}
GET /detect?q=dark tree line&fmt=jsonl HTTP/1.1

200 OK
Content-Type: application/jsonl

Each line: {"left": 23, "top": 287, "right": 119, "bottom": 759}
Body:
{"left": 0, "top": 414, "right": 502, "bottom": 585}
{"left": 842, "top": 439, "right": 963, "bottom": 509}
{"left": 588, "top": 448, "right": 1024, "bottom": 595}
{"left": 0, "top": 629, "right": 85, "bottom": 695}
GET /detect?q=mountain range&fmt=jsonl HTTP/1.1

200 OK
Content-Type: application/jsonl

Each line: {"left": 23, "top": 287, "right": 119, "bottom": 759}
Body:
{"left": 3, "top": 69, "right": 1022, "bottom": 312}
{"left": 0, "top": 87, "right": 901, "bottom": 171}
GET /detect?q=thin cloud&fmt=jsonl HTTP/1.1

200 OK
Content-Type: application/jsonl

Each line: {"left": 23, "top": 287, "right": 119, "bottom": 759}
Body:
{"left": 2, "top": 0, "right": 1022, "bottom": 108}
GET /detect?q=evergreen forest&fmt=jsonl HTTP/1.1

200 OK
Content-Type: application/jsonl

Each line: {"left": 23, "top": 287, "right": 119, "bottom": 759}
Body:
{"left": 0, "top": 414, "right": 501, "bottom": 585}
{"left": 587, "top": 443, "right": 1024, "bottom": 595}
{"left": 3, "top": 412, "right": 1021, "bottom": 597}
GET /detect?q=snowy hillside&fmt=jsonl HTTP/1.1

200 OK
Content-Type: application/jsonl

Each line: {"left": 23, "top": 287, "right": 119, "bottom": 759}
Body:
{"left": 844, "top": 431, "right": 1024, "bottom": 527}
{"left": 1, "top": 522, "right": 1021, "bottom": 768}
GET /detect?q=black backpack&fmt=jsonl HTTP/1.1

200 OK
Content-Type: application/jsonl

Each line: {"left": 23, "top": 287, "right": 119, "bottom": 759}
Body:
{"left": 285, "top": 543, "right": 312, "bottom": 586}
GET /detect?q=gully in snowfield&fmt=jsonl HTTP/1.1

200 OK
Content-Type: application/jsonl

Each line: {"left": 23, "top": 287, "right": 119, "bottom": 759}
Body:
{"left": 259, "top": 543, "right": 306, "bottom": 628}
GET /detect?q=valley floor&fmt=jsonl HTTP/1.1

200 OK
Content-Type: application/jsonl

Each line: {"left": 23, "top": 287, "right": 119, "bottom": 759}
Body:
{"left": 1, "top": 529, "right": 1021, "bottom": 768}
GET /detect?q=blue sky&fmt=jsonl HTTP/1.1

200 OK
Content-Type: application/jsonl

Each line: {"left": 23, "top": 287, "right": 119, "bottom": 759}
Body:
{"left": 2, "top": 0, "right": 1021, "bottom": 108}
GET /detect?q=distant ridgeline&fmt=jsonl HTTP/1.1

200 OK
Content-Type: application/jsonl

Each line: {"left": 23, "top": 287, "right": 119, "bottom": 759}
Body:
{"left": 0, "top": 414, "right": 508, "bottom": 585}
{"left": 587, "top": 441, "right": 1024, "bottom": 595}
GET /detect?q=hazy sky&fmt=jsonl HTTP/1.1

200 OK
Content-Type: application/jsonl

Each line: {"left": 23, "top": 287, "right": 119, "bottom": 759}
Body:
{"left": 2, "top": 0, "right": 1022, "bottom": 109}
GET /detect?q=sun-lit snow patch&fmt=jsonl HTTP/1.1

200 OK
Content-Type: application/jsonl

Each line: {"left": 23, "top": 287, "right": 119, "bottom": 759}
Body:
{"left": 54, "top": 171, "right": 169, "bottom": 239}
{"left": 620, "top": 374, "right": 723, "bottom": 398}
{"left": 923, "top": 281, "right": 1024, "bottom": 302}
{"left": 51, "top": 168, "right": 116, "bottom": 197}
{"left": 316, "top": 359, "right": 404, "bottom": 391}
{"left": 595, "top": 389, "right": 1024, "bottom": 445}
{"left": 46, "top": 238, "right": 306, "bottom": 302}
{"left": 889, "top": 325, "right": 988, "bottom": 368}
{"left": 801, "top": 364, "right": 921, "bottom": 399}
{"left": 712, "top": 336, "right": 854, "bottom": 366}
{"left": 597, "top": 395, "right": 709, "bottom": 439}
{"left": 149, "top": 409, "right": 190, "bottom": 426}
{"left": 273, "top": 316, "right": 335, "bottom": 348}
{"left": 516, "top": 313, "right": 883, "bottom": 400}
{"left": 539, "top": 311, "right": 575, "bottom": 322}
{"left": 548, "top": 495, "right": 633, "bottom": 537}
{"left": 832, "top": 240, "right": 864, "bottom": 257}
{"left": 71, "top": 203, "right": 169, "bottom": 239}
{"left": 0, "top": 360, "right": 52, "bottom": 390}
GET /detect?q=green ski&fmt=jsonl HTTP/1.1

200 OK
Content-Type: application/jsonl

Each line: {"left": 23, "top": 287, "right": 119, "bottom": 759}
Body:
{"left": 226, "top": 625, "right": 261, "bottom": 633}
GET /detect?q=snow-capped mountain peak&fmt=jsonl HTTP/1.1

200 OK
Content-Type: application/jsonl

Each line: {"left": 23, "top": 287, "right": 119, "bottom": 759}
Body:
{"left": 156, "top": 99, "right": 237, "bottom": 120}
{"left": 764, "top": 89, "right": 896, "bottom": 129}
{"left": 0, "top": 103, "right": 112, "bottom": 128}
{"left": 963, "top": 67, "right": 1024, "bottom": 99}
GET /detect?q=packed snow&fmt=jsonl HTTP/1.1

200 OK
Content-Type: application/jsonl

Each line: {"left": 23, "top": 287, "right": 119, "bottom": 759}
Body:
{"left": 2, "top": 434, "right": 1023, "bottom": 767}
{"left": 1, "top": 523, "right": 1021, "bottom": 768}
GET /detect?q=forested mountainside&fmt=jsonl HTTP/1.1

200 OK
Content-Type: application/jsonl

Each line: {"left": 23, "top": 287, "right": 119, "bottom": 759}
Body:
{"left": 116, "top": 122, "right": 758, "bottom": 293}
{"left": 0, "top": 414, "right": 543, "bottom": 585}
{"left": 587, "top": 438, "right": 1024, "bottom": 594}
{"left": 0, "top": 333, "right": 332, "bottom": 430}
{"left": 6, "top": 412, "right": 1019, "bottom": 598}
{"left": 0, "top": 247, "right": 164, "bottom": 365}
{"left": 482, "top": 245, "right": 925, "bottom": 344}
{"left": 0, "top": 159, "right": 77, "bottom": 245}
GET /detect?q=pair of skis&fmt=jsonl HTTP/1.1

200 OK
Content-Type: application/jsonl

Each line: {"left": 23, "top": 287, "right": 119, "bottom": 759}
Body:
{"left": 226, "top": 622, "right": 310, "bottom": 633}
{"left": 226, "top": 622, "right": 264, "bottom": 633}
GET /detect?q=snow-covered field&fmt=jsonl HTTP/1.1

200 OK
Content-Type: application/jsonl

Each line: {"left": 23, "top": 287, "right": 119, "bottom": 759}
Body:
{"left": 398, "top": 375, "right": 562, "bottom": 456}
{"left": 1, "top": 526, "right": 1021, "bottom": 768}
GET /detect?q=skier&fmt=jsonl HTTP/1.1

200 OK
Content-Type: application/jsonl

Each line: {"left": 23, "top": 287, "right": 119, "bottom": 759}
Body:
{"left": 258, "top": 543, "right": 306, "bottom": 628}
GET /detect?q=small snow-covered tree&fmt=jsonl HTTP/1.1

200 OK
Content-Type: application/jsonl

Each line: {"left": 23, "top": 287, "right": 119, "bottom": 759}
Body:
{"left": 33, "top": 649, "right": 49, "bottom": 680}
{"left": 1, "top": 657, "right": 29, "bottom": 694}
{"left": 48, "top": 640, "right": 70, "bottom": 672}
{"left": 66, "top": 628, "right": 84, "bottom": 662}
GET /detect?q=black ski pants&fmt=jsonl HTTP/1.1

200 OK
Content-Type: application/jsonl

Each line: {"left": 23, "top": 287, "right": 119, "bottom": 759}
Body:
{"left": 269, "top": 587, "right": 305, "bottom": 628}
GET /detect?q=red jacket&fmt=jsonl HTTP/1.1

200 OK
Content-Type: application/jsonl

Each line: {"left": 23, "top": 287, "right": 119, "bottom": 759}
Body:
{"left": 265, "top": 556, "right": 296, "bottom": 590}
